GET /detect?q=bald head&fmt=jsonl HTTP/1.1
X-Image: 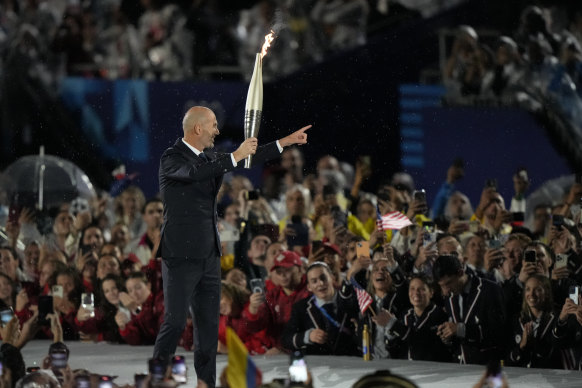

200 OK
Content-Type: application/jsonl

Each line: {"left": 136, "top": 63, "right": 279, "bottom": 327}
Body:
{"left": 183, "top": 106, "right": 213, "bottom": 133}
{"left": 182, "top": 106, "right": 219, "bottom": 150}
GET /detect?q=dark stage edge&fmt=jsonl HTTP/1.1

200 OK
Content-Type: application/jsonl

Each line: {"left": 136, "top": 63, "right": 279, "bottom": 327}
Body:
{"left": 21, "top": 340, "right": 582, "bottom": 387}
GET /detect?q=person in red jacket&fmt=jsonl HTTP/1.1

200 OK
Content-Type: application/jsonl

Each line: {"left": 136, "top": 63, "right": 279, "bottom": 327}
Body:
{"left": 217, "top": 281, "right": 273, "bottom": 355}
{"left": 14, "top": 260, "right": 67, "bottom": 330}
{"left": 0, "top": 273, "right": 16, "bottom": 310}
{"left": 263, "top": 241, "right": 286, "bottom": 292}
{"left": 52, "top": 267, "right": 83, "bottom": 341}
{"left": 243, "top": 250, "right": 309, "bottom": 353}
{"left": 115, "top": 272, "right": 164, "bottom": 345}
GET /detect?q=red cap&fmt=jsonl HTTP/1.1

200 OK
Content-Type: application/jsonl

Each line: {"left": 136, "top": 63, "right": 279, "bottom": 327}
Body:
{"left": 124, "top": 253, "right": 140, "bottom": 264}
{"left": 271, "top": 251, "right": 302, "bottom": 271}
{"left": 322, "top": 242, "right": 342, "bottom": 256}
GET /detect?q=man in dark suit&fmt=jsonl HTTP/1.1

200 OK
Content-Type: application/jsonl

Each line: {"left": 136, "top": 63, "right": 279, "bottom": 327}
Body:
{"left": 433, "top": 254, "right": 507, "bottom": 365}
{"left": 153, "top": 106, "right": 310, "bottom": 387}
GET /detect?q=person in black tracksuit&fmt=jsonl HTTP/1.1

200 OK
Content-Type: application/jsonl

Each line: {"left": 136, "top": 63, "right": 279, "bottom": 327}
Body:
{"left": 387, "top": 274, "right": 451, "bottom": 362}
{"left": 508, "top": 274, "right": 576, "bottom": 369}
{"left": 356, "top": 258, "right": 410, "bottom": 359}
{"left": 282, "top": 262, "right": 360, "bottom": 356}
{"left": 433, "top": 255, "right": 507, "bottom": 365}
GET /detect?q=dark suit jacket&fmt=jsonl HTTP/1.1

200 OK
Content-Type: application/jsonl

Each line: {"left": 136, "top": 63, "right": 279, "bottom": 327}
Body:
{"left": 358, "top": 271, "right": 410, "bottom": 357}
{"left": 388, "top": 303, "right": 451, "bottom": 362}
{"left": 281, "top": 285, "right": 360, "bottom": 356}
{"left": 444, "top": 274, "right": 507, "bottom": 365}
{"left": 158, "top": 138, "right": 280, "bottom": 259}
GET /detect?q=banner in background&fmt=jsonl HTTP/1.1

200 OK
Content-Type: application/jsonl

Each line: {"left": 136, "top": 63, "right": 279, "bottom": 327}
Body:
{"left": 59, "top": 78, "right": 248, "bottom": 196}
{"left": 406, "top": 105, "right": 571, "bottom": 207}
{"left": 59, "top": 78, "right": 573, "bottom": 203}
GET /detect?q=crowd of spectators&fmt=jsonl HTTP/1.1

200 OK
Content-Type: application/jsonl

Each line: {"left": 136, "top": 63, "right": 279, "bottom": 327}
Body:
{"left": 443, "top": 4, "right": 582, "bottom": 133}
{"left": 2, "top": 1, "right": 582, "bottom": 388}
{"left": 1, "top": 139, "right": 582, "bottom": 382}
{"left": 0, "top": 0, "right": 472, "bottom": 84}
{"left": 0, "top": 0, "right": 381, "bottom": 83}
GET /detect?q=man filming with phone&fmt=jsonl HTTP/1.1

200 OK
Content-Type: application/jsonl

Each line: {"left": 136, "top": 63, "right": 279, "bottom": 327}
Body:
{"left": 244, "top": 251, "right": 309, "bottom": 353}
{"left": 235, "top": 234, "right": 271, "bottom": 286}
{"left": 472, "top": 186, "right": 512, "bottom": 235}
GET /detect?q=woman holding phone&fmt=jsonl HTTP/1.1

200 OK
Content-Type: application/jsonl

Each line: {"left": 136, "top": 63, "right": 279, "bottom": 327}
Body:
{"left": 50, "top": 267, "right": 83, "bottom": 340}
{"left": 75, "top": 274, "right": 127, "bottom": 343}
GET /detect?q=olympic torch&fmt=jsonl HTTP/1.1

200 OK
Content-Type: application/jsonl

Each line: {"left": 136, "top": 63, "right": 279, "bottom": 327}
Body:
{"left": 244, "top": 31, "right": 275, "bottom": 168}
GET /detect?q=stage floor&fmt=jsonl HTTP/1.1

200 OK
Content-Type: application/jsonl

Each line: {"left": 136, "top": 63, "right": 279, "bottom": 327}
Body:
{"left": 20, "top": 341, "right": 582, "bottom": 387}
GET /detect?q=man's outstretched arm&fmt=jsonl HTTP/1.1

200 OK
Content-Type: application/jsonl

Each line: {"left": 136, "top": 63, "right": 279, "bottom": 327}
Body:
{"left": 279, "top": 125, "right": 311, "bottom": 147}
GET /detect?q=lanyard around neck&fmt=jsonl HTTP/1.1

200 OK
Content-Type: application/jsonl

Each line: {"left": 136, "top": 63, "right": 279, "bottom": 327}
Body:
{"left": 312, "top": 296, "right": 341, "bottom": 329}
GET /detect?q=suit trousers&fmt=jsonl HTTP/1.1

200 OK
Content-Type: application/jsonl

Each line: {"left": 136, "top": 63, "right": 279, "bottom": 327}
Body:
{"left": 153, "top": 252, "right": 221, "bottom": 387}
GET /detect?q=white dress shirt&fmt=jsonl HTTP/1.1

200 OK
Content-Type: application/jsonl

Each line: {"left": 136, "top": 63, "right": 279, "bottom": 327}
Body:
{"left": 182, "top": 138, "right": 284, "bottom": 166}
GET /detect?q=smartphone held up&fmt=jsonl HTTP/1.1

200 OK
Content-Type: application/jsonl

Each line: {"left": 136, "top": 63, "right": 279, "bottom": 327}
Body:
{"left": 38, "top": 295, "right": 54, "bottom": 326}
{"left": 287, "top": 215, "right": 309, "bottom": 248}
{"left": 171, "top": 355, "right": 187, "bottom": 384}
{"left": 422, "top": 221, "right": 436, "bottom": 248}
{"left": 569, "top": 286, "right": 579, "bottom": 305}
{"left": 250, "top": 278, "right": 265, "bottom": 295}
{"left": 485, "top": 360, "right": 504, "bottom": 388}
{"left": 0, "top": 308, "right": 14, "bottom": 327}
{"left": 289, "top": 351, "right": 308, "bottom": 384}
{"left": 245, "top": 190, "right": 260, "bottom": 201}
{"left": 356, "top": 241, "right": 370, "bottom": 258}
{"left": 75, "top": 375, "right": 91, "bottom": 388}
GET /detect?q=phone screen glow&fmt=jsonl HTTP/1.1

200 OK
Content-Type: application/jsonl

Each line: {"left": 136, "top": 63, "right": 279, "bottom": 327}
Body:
{"left": 289, "top": 359, "right": 308, "bottom": 383}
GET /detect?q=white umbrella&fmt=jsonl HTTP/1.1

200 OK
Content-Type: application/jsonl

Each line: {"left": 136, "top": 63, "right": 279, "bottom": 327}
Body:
{"left": 3, "top": 148, "right": 96, "bottom": 210}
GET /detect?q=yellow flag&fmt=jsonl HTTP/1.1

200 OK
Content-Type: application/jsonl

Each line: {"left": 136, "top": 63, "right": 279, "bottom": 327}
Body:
{"left": 226, "top": 327, "right": 261, "bottom": 388}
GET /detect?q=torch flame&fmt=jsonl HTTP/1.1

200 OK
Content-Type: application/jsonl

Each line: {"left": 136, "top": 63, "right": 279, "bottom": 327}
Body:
{"left": 260, "top": 30, "right": 276, "bottom": 58}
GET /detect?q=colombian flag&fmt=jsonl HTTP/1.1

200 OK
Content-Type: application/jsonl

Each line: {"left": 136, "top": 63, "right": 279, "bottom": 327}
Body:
{"left": 226, "top": 327, "right": 262, "bottom": 388}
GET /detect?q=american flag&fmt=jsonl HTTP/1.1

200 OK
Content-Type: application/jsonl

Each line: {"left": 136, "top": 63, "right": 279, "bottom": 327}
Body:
{"left": 381, "top": 211, "right": 413, "bottom": 230}
{"left": 350, "top": 277, "right": 373, "bottom": 314}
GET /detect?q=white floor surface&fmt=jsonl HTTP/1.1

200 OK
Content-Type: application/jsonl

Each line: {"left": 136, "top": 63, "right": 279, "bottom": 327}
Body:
{"left": 20, "top": 340, "right": 582, "bottom": 388}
